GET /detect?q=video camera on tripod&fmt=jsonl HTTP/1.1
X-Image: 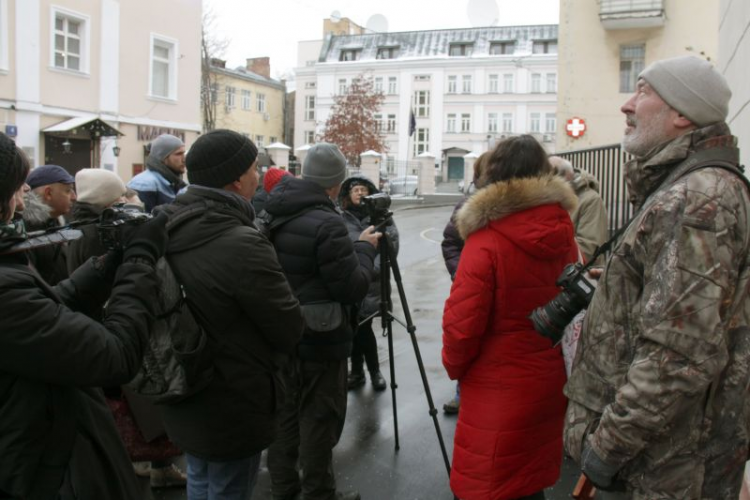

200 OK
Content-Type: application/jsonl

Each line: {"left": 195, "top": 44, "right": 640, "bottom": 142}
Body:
{"left": 360, "top": 192, "right": 392, "bottom": 228}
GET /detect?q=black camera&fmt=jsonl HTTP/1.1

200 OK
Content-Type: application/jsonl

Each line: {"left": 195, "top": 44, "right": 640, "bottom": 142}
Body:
{"left": 529, "top": 263, "right": 596, "bottom": 344}
{"left": 98, "top": 205, "right": 152, "bottom": 250}
{"left": 361, "top": 193, "right": 392, "bottom": 227}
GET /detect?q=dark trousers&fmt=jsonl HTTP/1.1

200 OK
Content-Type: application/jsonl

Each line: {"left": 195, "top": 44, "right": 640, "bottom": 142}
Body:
{"left": 267, "top": 358, "right": 348, "bottom": 500}
{"left": 350, "top": 319, "right": 379, "bottom": 374}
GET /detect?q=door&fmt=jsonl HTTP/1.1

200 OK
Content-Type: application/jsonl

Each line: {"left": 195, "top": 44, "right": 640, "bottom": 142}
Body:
{"left": 44, "top": 136, "right": 91, "bottom": 175}
{"left": 448, "top": 156, "right": 464, "bottom": 180}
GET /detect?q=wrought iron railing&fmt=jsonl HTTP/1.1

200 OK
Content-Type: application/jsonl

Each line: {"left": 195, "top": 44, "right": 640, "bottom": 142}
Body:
{"left": 557, "top": 144, "right": 633, "bottom": 236}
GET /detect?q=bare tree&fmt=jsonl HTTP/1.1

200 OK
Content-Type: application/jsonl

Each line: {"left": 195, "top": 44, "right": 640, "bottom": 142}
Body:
{"left": 201, "top": 8, "right": 229, "bottom": 133}
{"left": 320, "top": 74, "right": 386, "bottom": 167}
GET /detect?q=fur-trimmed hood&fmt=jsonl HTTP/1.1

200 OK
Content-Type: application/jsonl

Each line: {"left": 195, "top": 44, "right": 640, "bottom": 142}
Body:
{"left": 21, "top": 191, "right": 56, "bottom": 229}
{"left": 456, "top": 175, "right": 577, "bottom": 259}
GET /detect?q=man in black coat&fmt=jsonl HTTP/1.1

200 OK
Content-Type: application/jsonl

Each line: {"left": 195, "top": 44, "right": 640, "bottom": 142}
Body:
{"left": 265, "top": 143, "right": 380, "bottom": 500}
{"left": 159, "top": 130, "right": 305, "bottom": 500}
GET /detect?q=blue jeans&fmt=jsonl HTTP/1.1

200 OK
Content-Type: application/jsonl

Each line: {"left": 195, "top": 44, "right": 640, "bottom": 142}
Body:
{"left": 186, "top": 453, "right": 262, "bottom": 500}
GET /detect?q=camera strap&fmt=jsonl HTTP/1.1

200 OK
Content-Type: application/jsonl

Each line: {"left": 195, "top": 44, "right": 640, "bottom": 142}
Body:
{"left": 581, "top": 160, "right": 749, "bottom": 274}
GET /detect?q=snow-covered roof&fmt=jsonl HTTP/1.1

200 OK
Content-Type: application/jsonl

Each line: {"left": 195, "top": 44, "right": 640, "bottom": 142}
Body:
{"left": 319, "top": 24, "right": 558, "bottom": 63}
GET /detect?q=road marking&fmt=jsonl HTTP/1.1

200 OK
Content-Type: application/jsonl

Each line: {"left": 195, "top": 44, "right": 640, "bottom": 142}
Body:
{"left": 420, "top": 228, "right": 441, "bottom": 244}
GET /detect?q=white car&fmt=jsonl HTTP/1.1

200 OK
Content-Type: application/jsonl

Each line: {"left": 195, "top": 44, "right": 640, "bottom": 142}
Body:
{"left": 387, "top": 175, "right": 419, "bottom": 196}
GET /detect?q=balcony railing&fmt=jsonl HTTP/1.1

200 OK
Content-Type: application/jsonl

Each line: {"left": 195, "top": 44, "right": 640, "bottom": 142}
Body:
{"left": 600, "top": 0, "right": 665, "bottom": 30}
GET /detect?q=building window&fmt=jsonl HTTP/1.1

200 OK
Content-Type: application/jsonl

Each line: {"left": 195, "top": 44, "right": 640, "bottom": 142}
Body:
{"left": 338, "top": 78, "right": 347, "bottom": 95}
{"left": 225, "top": 86, "right": 236, "bottom": 108}
{"left": 532, "top": 40, "right": 558, "bottom": 54}
{"left": 53, "top": 8, "right": 89, "bottom": 72}
{"left": 304, "top": 81, "right": 317, "bottom": 89}
{"left": 374, "top": 77, "right": 383, "bottom": 93}
{"left": 620, "top": 44, "right": 645, "bottom": 93}
{"left": 462, "top": 75, "right": 472, "bottom": 94}
{"left": 305, "top": 95, "right": 315, "bottom": 121}
{"left": 530, "top": 113, "right": 541, "bottom": 133}
{"left": 414, "top": 90, "right": 430, "bottom": 118}
{"left": 377, "top": 46, "right": 399, "bottom": 59}
{"left": 489, "top": 41, "right": 515, "bottom": 55}
{"left": 546, "top": 73, "right": 557, "bottom": 93}
{"left": 150, "top": 34, "right": 178, "bottom": 99}
{"left": 388, "top": 76, "right": 397, "bottom": 95}
{"left": 503, "top": 74, "right": 514, "bottom": 93}
{"left": 488, "top": 74, "right": 499, "bottom": 93}
{"left": 413, "top": 128, "right": 430, "bottom": 157}
{"left": 305, "top": 131, "right": 315, "bottom": 144}
{"left": 374, "top": 113, "right": 383, "bottom": 132}
{"left": 414, "top": 74, "right": 431, "bottom": 81}
{"left": 460, "top": 113, "right": 471, "bottom": 133}
{"left": 531, "top": 73, "right": 541, "bottom": 93}
{"left": 449, "top": 43, "right": 474, "bottom": 57}
{"left": 257, "top": 93, "right": 266, "bottom": 113}
{"left": 270, "top": 136, "right": 278, "bottom": 144}
{"left": 255, "top": 135, "right": 264, "bottom": 148}
{"left": 545, "top": 113, "right": 556, "bottom": 133}
{"left": 447, "top": 76, "right": 457, "bottom": 94}
{"left": 488, "top": 113, "right": 498, "bottom": 133}
{"left": 339, "top": 49, "right": 361, "bottom": 61}
{"left": 386, "top": 114, "right": 396, "bottom": 133}
{"left": 210, "top": 83, "right": 218, "bottom": 104}
{"left": 241, "top": 89, "right": 251, "bottom": 110}
{"left": 446, "top": 114, "right": 456, "bottom": 133}
{"left": 502, "top": 113, "right": 513, "bottom": 132}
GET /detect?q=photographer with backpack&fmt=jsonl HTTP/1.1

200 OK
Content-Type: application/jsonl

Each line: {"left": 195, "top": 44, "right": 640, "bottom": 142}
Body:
{"left": 157, "top": 130, "right": 304, "bottom": 500}
{"left": 0, "top": 132, "right": 169, "bottom": 499}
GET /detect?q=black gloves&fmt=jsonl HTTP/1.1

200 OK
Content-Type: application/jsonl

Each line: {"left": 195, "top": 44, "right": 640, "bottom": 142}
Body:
{"left": 581, "top": 440, "right": 621, "bottom": 490}
{"left": 123, "top": 212, "right": 169, "bottom": 264}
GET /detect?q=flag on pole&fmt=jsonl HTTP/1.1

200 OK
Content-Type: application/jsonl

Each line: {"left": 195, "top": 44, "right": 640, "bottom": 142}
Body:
{"left": 408, "top": 109, "right": 416, "bottom": 137}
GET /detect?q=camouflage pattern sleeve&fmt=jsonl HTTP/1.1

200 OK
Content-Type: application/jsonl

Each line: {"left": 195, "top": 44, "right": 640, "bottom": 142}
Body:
{"left": 589, "top": 169, "right": 744, "bottom": 466}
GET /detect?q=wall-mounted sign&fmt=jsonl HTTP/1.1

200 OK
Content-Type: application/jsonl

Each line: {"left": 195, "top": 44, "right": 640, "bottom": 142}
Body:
{"left": 137, "top": 125, "right": 185, "bottom": 142}
{"left": 566, "top": 117, "right": 586, "bottom": 139}
{"left": 5, "top": 124, "right": 17, "bottom": 137}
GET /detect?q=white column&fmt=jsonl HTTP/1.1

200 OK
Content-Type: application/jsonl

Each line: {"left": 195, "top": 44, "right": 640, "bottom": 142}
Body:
{"left": 359, "top": 150, "right": 381, "bottom": 186}
{"left": 417, "top": 152, "right": 436, "bottom": 195}
{"left": 15, "top": 0, "right": 41, "bottom": 165}
{"left": 463, "top": 152, "right": 478, "bottom": 193}
{"left": 295, "top": 144, "right": 311, "bottom": 171}
{"left": 266, "top": 142, "right": 291, "bottom": 168}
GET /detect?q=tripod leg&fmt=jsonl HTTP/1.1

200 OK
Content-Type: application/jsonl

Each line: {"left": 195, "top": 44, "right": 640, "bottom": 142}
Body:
{"left": 383, "top": 232, "right": 452, "bottom": 479}
{"left": 379, "top": 236, "right": 400, "bottom": 451}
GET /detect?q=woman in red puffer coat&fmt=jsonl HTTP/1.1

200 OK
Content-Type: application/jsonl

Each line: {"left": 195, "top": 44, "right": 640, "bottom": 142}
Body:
{"left": 442, "top": 135, "right": 579, "bottom": 500}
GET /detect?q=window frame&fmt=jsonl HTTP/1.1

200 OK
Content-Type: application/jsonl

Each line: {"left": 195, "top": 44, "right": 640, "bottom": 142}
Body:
{"left": 503, "top": 73, "right": 514, "bottom": 93}
{"left": 256, "top": 92, "right": 266, "bottom": 113}
{"left": 148, "top": 33, "right": 179, "bottom": 100}
{"left": 414, "top": 90, "right": 430, "bottom": 118}
{"left": 413, "top": 127, "right": 430, "bottom": 157}
{"left": 386, "top": 114, "right": 396, "bottom": 133}
{"left": 339, "top": 49, "right": 361, "bottom": 62}
{"left": 546, "top": 73, "right": 557, "bottom": 93}
{"left": 462, "top": 75, "right": 472, "bottom": 94}
{"left": 376, "top": 46, "right": 399, "bottom": 60}
{"left": 446, "top": 113, "right": 456, "bottom": 133}
{"left": 620, "top": 44, "right": 645, "bottom": 93}
{"left": 374, "top": 77, "right": 383, "bottom": 93}
{"left": 545, "top": 113, "right": 556, "bottom": 133}
{"left": 532, "top": 40, "right": 558, "bottom": 54}
{"left": 489, "top": 41, "right": 515, "bottom": 55}
{"left": 488, "top": 113, "right": 498, "bottom": 133}
{"left": 305, "top": 95, "right": 315, "bottom": 121}
{"left": 460, "top": 113, "right": 471, "bottom": 133}
{"left": 388, "top": 76, "right": 397, "bottom": 95}
{"left": 225, "top": 86, "right": 236, "bottom": 109}
{"left": 449, "top": 43, "right": 474, "bottom": 57}
{"left": 488, "top": 74, "right": 499, "bottom": 94}
{"left": 447, "top": 75, "right": 457, "bottom": 94}
{"left": 338, "top": 78, "right": 347, "bottom": 95}
{"left": 255, "top": 135, "right": 264, "bottom": 148}
{"left": 51, "top": 6, "right": 91, "bottom": 75}
{"left": 304, "top": 131, "right": 315, "bottom": 144}
{"left": 530, "top": 73, "right": 542, "bottom": 93}
{"left": 530, "top": 112, "right": 541, "bottom": 133}
{"left": 241, "top": 89, "right": 251, "bottom": 110}
{"left": 502, "top": 113, "right": 513, "bottom": 133}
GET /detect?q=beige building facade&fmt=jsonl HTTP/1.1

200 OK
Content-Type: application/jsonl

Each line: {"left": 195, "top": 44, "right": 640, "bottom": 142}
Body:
{"left": 556, "top": 0, "right": 719, "bottom": 151}
{"left": 0, "top": 0, "right": 202, "bottom": 183}
{"left": 209, "top": 57, "right": 286, "bottom": 149}
{"left": 719, "top": 0, "right": 749, "bottom": 167}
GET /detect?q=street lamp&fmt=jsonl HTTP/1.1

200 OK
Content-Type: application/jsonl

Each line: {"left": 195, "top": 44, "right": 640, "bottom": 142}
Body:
{"left": 112, "top": 144, "right": 121, "bottom": 157}
{"left": 61, "top": 139, "right": 72, "bottom": 154}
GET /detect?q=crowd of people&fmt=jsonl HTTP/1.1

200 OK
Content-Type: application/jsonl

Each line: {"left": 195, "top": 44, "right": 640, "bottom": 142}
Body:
{"left": 0, "top": 54, "right": 748, "bottom": 500}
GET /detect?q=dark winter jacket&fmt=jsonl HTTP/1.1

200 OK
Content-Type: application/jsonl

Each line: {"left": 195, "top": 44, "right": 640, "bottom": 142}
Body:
{"left": 0, "top": 248, "right": 158, "bottom": 499}
{"left": 443, "top": 175, "right": 578, "bottom": 500}
{"left": 159, "top": 185, "right": 304, "bottom": 461}
{"left": 338, "top": 176, "right": 400, "bottom": 319}
{"left": 67, "top": 202, "right": 107, "bottom": 274}
{"left": 265, "top": 177, "right": 377, "bottom": 360}
{"left": 22, "top": 191, "right": 69, "bottom": 284}
{"left": 441, "top": 198, "right": 467, "bottom": 280}
{"left": 252, "top": 186, "right": 269, "bottom": 214}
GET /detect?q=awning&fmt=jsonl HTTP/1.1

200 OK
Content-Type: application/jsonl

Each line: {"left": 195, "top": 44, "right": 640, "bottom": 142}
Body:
{"left": 43, "top": 117, "right": 124, "bottom": 138}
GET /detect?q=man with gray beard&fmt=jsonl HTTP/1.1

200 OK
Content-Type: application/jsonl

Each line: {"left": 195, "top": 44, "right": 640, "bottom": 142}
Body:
{"left": 563, "top": 56, "right": 750, "bottom": 499}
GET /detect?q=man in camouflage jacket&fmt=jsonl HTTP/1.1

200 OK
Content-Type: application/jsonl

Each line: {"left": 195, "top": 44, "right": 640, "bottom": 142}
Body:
{"left": 564, "top": 56, "right": 750, "bottom": 499}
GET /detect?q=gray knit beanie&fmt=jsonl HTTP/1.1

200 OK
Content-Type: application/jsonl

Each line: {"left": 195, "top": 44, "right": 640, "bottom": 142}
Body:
{"left": 302, "top": 143, "right": 347, "bottom": 188}
{"left": 149, "top": 134, "right": 184, "bottom": 162}
{"left": 639, "top": 56, "right": 731, "bottom": 127}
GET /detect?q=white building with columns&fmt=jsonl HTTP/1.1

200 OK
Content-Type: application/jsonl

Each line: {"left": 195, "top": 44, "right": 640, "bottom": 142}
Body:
{"left": 0, "top": 0, "right": 202, "bottom": 182}
{"left": 295, "top": 22, "right": 558, "bottom": 182}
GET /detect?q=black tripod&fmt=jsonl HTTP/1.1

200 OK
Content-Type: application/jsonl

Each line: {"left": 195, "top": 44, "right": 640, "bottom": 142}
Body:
{"left": 362, "top": 213, "right": 453, "bottom": 480}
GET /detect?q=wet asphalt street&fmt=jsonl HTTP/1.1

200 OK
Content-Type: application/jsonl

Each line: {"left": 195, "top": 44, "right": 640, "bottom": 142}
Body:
{"left": 150, "top": 203, "right": 581, "bottom": 500}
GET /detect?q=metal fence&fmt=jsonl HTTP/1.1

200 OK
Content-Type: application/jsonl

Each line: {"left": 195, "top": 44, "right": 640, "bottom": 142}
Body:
{"left": 557, "top": 144, "right": 633, "bottom": 236}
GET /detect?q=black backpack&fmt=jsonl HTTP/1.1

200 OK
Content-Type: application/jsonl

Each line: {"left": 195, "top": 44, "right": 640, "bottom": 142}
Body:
{"left": 126, "top": 204, "right": 214, "bottom": 404}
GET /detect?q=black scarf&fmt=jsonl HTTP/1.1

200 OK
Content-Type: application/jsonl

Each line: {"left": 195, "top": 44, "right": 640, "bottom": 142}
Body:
{"left": 146, "top": 155, "right": 187, "bottom": 194}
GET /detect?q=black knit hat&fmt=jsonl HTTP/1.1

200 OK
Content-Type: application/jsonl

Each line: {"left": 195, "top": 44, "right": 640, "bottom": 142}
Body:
{"left": 187, "top": 129, "right": 258, "bottom": 188}
{"left": 0, "top": 133, "right": 17, "bottom": 187}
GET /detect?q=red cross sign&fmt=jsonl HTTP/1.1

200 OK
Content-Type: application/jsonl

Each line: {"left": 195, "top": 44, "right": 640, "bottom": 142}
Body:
{"left": 566, "top": 117, "right": 586, "bottom": 138}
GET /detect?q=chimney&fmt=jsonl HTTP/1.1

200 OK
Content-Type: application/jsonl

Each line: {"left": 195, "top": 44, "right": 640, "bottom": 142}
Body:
{"left": 210, "top": 58, "right": 226, "bottom": 68}
{"left": 246, "top": 57, "right": 271, "bottom": 78}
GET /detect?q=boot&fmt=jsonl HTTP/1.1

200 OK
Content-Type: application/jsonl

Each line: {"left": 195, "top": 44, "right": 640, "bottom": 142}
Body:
{"left": 442, "top": 394, "right": 460, "bottom": 415}
{"left": 347, "top": 369, "right": 365, "bottom": 390}
{"left": 150, "top": 463, "right": 187, "bottom": 488}
{"left": 370, "top": 370, "right": 387, "bottom": 391}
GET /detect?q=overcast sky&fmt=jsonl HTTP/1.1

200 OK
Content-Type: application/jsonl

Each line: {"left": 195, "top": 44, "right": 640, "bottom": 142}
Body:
{"left": 205, "top": 0, "right": 560, "bottom": 80}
